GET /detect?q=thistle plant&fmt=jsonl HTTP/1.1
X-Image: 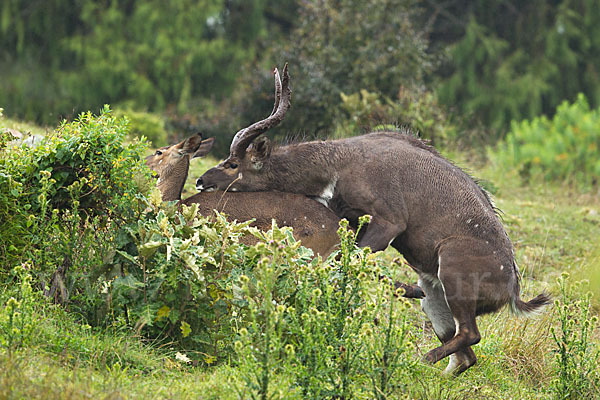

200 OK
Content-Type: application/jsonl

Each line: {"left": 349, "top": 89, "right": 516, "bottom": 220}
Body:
{"left": 551, "top": 273, "right": 599, "bottom": 399}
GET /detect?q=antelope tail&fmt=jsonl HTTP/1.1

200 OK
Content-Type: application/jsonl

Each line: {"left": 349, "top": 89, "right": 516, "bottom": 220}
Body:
{"left": 510, "top": 292, "right": 552, "bottom": 317}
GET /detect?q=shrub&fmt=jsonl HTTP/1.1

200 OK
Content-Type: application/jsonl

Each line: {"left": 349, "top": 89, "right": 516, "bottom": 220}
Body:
{"left": 0, "top": 105, "right": 151, "bottom": 306}
{"left": 101, "top": 196, "right": 268, "bottom": 362}
{"left": 271, "top": 0, "right": 432, "bottom": 136}
{"left": 337, "top": 87, "right": 456, "bottom": 145}
{"left": 233, "top": 218, "right": 418, "bottom": 399}
{"left": 492, "top": 93, "right": 600, "bottom": 187}
{"left": 113, "top": 108, "right": 169, "bottom": 147}
{"left": 551, "top": 273, "right": 600, "bottom": 399}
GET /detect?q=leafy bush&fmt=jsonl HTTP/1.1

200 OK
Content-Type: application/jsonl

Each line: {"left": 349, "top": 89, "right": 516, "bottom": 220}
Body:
{"left": 101, "top": 196, "right": 267, "bottom": 362}
{"left": 337, "top": 87, "right": 456, "bottom": 145}
{"left": 113, "top": 108, "right": 169, "bottom": 147}
{"left": 269, "top": 0, "right": 432, "bottom": 136}
{"left": 233, "top": 218, "right": 418, "bottom": 399}
{"left": 0, "top": 106, "right": 151, "bottom": 303}
{"left": 492, "top": 94, "right": 600, "bottom": 187}
{"left": 551, "top": 274, "right": 599, "bottom": 399}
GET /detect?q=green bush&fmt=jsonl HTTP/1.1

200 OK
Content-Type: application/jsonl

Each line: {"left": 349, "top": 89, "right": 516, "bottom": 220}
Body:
{"left": 273, "top": 0, "right": 432, "bottom": 136}
{"left": 492, "top": 94, "right": 600, "bottom": 187}
{"left": 233, "top": 218, "right": 418, "bottom": 399}
{"left": 101, "top": 197, "right": 268, "bottom": 362}
{"left": 551, "top": 274, "right": 599, "bottom": 399}
{"left": 0, "top": 106, "right": 154, "bottom": 312}
{"left": 337, "top": 87, "right": 456, "bottom": 145}
{"left": 113, "top": 108, "right": 169, "bottom": 147}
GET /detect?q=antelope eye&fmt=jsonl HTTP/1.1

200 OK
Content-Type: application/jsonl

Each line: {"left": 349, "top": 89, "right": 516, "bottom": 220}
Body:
{"left": 155, "top": 150, "right": 163, "bottom": 156}
{"left": 229, "top": 162, "right": 238, "bottom": 169}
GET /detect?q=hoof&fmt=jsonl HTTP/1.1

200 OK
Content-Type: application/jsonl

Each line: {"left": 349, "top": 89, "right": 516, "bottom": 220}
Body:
{"left": 422, "top": 350, "right": 438, "bottom": 364}
{"left": 394, "top": 281, "right": 426, "bottom": 299}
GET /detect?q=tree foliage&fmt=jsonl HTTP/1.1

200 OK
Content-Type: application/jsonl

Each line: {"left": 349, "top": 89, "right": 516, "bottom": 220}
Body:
{"left": 428, "top": 0, "right": 600, "bottom": 136}
{"left": 0, "top": 0, "right": 261, "bottom": 123}
{"left": 277, "top": 0, "right": 432, "bottom": 135}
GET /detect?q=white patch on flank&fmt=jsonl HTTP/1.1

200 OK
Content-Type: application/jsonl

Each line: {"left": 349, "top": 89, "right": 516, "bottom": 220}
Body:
{"left": 474, "top": 224, "right": 479, "bottom": 228}
{"left": 321, "top": 224, "right": 325, "bottom": 229}
{"left": 231, "top": 187, "right": 238, "bottom": 192}
{"left": 420, "top": 273, "right": 441, "bottom": 288}
{"left": 315, "top": 178, "right": 337, "bottom": 207}
{"left": 500, "top": 264, "right": 505, "bottom": 271}
{"left": 419, "top": 274, "right": 456, "bottom": 339}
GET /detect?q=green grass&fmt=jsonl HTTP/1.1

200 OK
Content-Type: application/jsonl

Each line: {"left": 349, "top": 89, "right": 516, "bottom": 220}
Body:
{"left": 2, "top": 126, "right": 599, "bottom": 398}
{"left": 1, "top": 113, "right": 51, "bottom": 138}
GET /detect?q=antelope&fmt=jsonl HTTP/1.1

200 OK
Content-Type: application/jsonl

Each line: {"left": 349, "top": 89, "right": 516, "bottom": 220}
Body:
{"left": 196, "top": 64, "right": 551, "bottom": 374}
{"left": 144, "top": 133, "right": 342, "bottom": 256}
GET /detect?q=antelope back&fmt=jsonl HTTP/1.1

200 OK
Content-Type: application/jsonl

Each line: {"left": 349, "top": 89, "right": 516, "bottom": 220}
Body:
{"left": 182, "top": 191, "right": 342, "bottom": 257}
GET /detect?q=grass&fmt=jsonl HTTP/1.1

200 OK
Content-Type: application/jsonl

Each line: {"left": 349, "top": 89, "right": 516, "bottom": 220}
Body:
{"left": 2, "top": 129, "right": 599, "bottom": 398}
{"left": 0, "top": 113, "right": 51, "bottom": 138}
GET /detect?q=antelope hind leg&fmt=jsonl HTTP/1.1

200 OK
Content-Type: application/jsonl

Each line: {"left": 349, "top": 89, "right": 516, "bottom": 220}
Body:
{"left": 419, "top": 275, "right": 477, "bottom": 374}
{"left": 422, "top": 254, "right": 481, "bottom": 371}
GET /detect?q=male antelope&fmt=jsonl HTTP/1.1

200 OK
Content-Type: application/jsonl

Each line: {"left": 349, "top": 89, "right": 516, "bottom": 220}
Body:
{"left": 197, "top": 65, "right": 551, "bottom": 374}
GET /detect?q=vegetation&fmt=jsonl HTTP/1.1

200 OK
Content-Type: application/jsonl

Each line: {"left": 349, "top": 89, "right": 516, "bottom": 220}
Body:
{"left": 1, "top": 1, "right": 599, "bottom": 398}
{"left": 3, "top": 1, "right": 600, "bottom": 145}
{"left": 430, "top": 0, "right": 600, "bottom": 136}
{"left": 491, "top": 94, "right": 600, "bottom": 187}
{"left": 1, "top": 110, "right": 599, "bottom": 398}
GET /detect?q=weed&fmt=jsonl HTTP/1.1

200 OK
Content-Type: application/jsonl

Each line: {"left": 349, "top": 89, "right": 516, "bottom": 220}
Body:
{"left": 551, "top": 273, "right": 599, "bottom": 399}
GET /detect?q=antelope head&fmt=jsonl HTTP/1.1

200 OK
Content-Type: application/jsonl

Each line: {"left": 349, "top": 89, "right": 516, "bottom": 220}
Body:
{"left": 196, "top": 64, "right": 291, "bottom": 193}
{"left": 146, "top": 133, "right": 215, "bottom": 201}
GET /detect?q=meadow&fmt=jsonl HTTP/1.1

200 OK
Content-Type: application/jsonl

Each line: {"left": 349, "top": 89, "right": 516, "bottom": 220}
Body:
{"left": 0, "top": 108, "right": 599, "bottom": 400}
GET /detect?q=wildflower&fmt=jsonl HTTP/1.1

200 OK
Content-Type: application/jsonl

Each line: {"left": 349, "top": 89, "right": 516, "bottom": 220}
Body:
{"left": 358, "top": 214, "right": 372, "bottom": 226}
{"left": 285, "top": 344, "right": 295, "bottom": 355}
{"left": 6, "top": 297, "right": 19, "bottom": 309}
{"left": 175, "top": 352, "right": 191, "bottom": 364}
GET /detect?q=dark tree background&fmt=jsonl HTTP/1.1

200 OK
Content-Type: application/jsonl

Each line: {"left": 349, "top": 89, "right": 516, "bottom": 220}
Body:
{"left": 1, "top": 0, "right": 599, "bottom": 150}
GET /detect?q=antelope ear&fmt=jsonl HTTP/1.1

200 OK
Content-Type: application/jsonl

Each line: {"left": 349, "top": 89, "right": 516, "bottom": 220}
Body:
{"left": 179, "top": 133, "right": 204, "bottom": 155}
{"left": 192, "top": 137, "right": 215, "bottom": 158}
{"left": 249, "top": 136, "right": 272, "bottom": 160}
